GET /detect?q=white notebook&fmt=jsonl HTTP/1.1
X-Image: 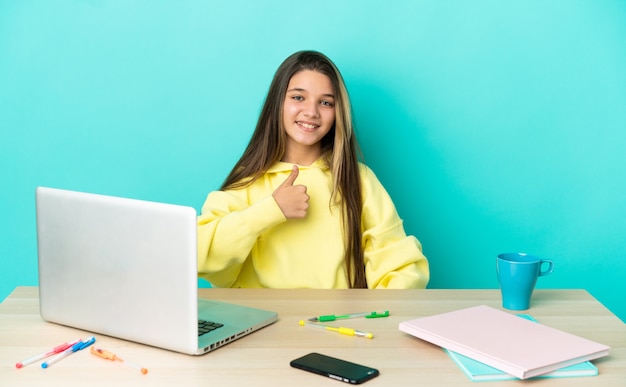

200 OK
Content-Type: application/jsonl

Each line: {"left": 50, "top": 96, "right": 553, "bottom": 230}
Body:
{"left": 399, "top": 305, "right": 609, "bottom": 379}
{"left": 36, "top": 187, "right": 277, "bottom": 355}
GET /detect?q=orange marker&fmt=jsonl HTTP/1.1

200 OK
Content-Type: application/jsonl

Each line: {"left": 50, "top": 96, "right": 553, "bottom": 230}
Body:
{"left": 90, "top": 347, "right": 148, "bottom": 374}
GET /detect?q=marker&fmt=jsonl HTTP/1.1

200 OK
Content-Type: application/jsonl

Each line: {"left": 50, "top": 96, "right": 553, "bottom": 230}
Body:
{"left": 308, "top": 311, "right": 389, "bottom": 322}
{"left": 15, "top": 339, "right": 81, "bottom": 368}
{"left": 299, "top": 320, "right": 374, "bottom": 339}
{"left": 90, "top": 347, "right": 148, "bottom": 375}
{"left": 41, "top": 336, "right": 96, "bottom": 368}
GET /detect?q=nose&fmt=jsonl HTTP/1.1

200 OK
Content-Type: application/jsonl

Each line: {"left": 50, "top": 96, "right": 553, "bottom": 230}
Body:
{"left": 303, "top": 100, "right": 320, "bottom": 118}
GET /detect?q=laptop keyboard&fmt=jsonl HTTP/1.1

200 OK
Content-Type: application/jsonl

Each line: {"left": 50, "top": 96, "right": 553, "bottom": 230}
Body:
{"left": 198, "top": 319, "right": 224, "bottom": 336}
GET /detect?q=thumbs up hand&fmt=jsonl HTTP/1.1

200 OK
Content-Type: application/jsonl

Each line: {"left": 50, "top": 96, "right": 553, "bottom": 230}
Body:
{"left": 272, "top": 165, "right": 309, "bottom": 219}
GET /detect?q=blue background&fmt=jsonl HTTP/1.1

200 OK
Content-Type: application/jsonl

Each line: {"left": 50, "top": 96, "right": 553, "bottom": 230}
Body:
{"left": 1, "top": 1, "right": 625, "bottom": 322}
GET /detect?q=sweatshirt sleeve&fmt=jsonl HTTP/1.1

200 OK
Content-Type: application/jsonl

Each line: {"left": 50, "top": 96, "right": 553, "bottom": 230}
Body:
{"left": 360, "top": 166, "right": 430, "bottom": 289}
{"left": 197, "top": 189, "right": 286, "bottom": 287}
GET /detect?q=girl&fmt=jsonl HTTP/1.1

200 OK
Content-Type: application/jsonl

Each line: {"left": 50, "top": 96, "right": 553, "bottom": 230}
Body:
{"left": 197, "top": 50, "right": 429, "bottom": 289}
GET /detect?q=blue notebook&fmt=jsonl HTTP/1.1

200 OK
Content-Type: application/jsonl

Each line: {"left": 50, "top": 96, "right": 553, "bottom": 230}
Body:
{"left": 445, "top": 314, "right": 598, "bottom": 381}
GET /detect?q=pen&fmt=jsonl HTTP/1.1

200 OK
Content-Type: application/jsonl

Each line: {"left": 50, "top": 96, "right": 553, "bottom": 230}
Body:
{"left": 308, "top": 310, "right": 389, "bottom": 322}
{"left": 41, "top": 336, "right": 96, "bottom": 369}
{"left": 90, "top": 347, "right": 148, "bottom": 374}
{"left": 15, "top": 339, "right": 81, "bottom": 368}
{"left": 299, "top": 320, "right": 374, "bottom": 339}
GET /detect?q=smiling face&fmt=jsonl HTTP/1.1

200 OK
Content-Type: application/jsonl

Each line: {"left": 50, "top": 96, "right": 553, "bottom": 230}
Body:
{"left": 281, "top": 70, "right": 336, "bottom": 165}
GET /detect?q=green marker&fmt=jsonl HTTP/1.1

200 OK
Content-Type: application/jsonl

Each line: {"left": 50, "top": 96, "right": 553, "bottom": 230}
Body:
{"left": 308, "top": 310, "right": 389, "bottom": 322}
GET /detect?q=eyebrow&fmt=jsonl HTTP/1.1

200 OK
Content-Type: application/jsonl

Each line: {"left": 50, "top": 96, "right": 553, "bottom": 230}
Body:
{"left": 287, "top": 88, "right": 335, "bottom": 98}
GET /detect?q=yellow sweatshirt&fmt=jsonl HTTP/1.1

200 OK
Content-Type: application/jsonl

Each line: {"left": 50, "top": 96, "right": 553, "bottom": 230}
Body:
{"left": 197, "top": 159, "right": 429, "bottom": 289}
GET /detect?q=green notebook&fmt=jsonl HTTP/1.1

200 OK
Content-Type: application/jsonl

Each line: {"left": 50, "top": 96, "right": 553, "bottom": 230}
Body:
{"left": 445, "top": 314, "right": 598, "bottom": 382}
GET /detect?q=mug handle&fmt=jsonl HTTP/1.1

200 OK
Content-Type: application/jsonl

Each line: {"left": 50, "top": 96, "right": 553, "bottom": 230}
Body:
{"left": 539, "top": 259, "right": 554, "bottom": 276}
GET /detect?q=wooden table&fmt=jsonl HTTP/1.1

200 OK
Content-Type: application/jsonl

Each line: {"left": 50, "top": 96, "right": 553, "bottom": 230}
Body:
{"left": 1, "top": 287, "right": 624, "bottom": 386}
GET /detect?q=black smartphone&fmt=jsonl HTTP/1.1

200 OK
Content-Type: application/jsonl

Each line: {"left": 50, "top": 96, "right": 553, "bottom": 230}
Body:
{"left": 290, "top": 352, "right": 380, "bottom": 384}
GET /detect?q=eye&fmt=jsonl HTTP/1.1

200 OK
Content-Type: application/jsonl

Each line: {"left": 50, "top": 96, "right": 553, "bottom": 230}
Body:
{"left": 291, "top": 95, "right": 304, "bottom": 101}
{"left": 321, "top": 100, "right": 335, "bottom": 107}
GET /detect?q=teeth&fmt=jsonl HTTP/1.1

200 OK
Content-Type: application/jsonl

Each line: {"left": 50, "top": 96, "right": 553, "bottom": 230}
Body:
{"left": 298, "top": 122, "right": 317, "bottom": 129}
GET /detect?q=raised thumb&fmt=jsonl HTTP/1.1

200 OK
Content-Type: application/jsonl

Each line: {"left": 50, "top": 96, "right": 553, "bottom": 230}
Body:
{"left": 281, "top": 165, "right": 299, "bottom": 186}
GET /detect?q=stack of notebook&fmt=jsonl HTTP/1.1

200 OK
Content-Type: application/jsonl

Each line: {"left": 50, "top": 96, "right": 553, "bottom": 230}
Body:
{"left": 445, "top": 348, "right": 598, "bottom": 381}
{"left": 398, "top": 305, "right": 610, "bottom": 381}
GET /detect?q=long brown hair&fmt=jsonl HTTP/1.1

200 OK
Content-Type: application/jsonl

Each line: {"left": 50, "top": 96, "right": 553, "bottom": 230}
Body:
{"left": 221, "top": 51, "right": 366, "bottom": 288}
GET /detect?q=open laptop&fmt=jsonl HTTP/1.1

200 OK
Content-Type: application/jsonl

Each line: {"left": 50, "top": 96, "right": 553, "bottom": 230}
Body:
{"left": 35, "top": 186, "right": 278, "bottom": 355}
